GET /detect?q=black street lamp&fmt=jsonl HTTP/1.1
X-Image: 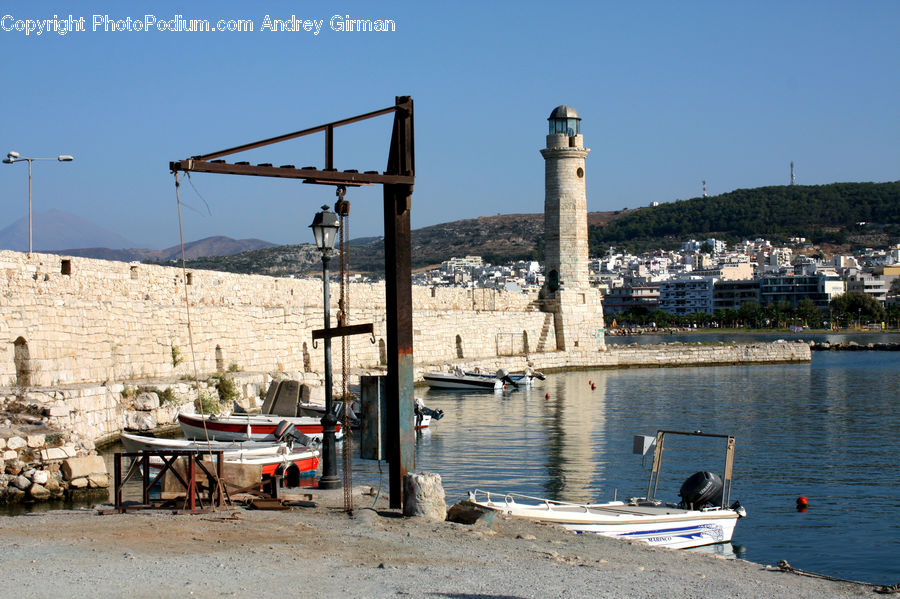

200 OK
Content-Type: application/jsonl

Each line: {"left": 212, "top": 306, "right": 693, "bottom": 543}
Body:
{"left": 309, "top": 205, "right": 341, "bottom": 489}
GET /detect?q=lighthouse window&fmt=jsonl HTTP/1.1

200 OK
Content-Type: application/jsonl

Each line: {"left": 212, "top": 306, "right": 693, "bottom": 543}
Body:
{"left": 577, "top": 167, "right": 584, "bottom": 178}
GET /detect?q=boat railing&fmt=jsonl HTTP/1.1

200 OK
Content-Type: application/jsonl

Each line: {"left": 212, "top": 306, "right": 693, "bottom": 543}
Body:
{"left": 470, "top": 489, "right": 593, "bottom": 512}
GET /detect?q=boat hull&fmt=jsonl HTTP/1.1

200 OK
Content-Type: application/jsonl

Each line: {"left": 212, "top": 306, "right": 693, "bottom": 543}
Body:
{"left": 120, "top": 432, "right": 284, "bottom": 454}
{"left": 146, "top": 449, "right": 320, "bottom": 478}
{"left": 178, "top": 412, "right": 343, "bottom": 442}
{"left": 423, "top": 372, "right": 503, "bottom": 391}
{"left": 469, "top": 495, "right": 741, "bottom": 550}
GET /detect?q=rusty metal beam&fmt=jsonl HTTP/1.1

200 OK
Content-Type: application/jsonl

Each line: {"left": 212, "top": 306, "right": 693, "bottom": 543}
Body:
{"left": 168, "top": 159, "right": 414, "bottom": 186}
{"left": 191, "top": 103, "right": 406, "bottom": 162}
{"left": 383, "top": 96, "right": 415, "bottom": 510}
{"left": 312, "top": 323, "right": 373, "bottom": 341}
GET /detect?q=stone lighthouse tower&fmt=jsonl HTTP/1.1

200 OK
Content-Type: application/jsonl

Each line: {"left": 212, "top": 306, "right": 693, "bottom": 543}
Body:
{"left": 540, "top": 105, "right": 605, "bottom": 350}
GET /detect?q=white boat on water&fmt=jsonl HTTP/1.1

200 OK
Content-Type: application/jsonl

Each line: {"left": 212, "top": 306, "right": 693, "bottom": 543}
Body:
{"left": 423, "top": 367, "right": 544, "bottom": 391}
{"left": 466, "top": 430, "right": 747, "bottom": 550}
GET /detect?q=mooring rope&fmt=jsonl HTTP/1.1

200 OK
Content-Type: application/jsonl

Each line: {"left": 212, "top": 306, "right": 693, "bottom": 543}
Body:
{"left": 174, "top": 171, "right": 231, "bottom": 509}
{"left": 775, "top": 560, "right": 899, "bottom": 594}
{"left": 335, "top": 186, "right": 353, "bottom": 512}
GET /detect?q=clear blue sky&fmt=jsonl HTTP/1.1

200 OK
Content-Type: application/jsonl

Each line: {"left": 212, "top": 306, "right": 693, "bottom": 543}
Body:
{"left": 1, "top": 1, "right": 898, "bottom": 249}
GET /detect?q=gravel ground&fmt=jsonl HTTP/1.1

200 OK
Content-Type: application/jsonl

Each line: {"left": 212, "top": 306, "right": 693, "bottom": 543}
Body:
{"left": 0, "top": 487, "right": 874, "bottom": 599}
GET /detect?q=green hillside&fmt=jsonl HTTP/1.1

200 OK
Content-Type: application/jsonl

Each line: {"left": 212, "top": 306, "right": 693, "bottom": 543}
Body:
{"left": 589, "top": 181, "right": 900, "bottom": 253}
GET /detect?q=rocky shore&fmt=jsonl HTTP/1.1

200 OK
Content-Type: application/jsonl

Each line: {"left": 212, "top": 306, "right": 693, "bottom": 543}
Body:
{"left": 0, "top": 485, "right": 875, "bottom": 599}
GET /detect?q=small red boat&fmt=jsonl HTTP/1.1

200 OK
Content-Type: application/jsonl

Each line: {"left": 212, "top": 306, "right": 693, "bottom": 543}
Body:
{"left": 178, "top": 412, "right": 343, "bottom": 442}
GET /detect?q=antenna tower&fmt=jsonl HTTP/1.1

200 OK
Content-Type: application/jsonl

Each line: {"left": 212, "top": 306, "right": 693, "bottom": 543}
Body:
{"left": 702, "top": 180, "right": 707, "bottom": 198}
{"left": 790, "top": 161, "right": 795, "bottom": 185}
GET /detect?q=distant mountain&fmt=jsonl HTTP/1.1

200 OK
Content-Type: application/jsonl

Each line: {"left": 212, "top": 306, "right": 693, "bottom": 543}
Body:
{"left": 57, "top": 236, "right": 276, "bottom": 262}
{"left": 0, "top": 209, "right": 135, "bottom": 252}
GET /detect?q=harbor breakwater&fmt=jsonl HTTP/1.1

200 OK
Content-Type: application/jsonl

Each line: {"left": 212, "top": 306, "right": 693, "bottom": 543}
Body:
{"left": 0, "top": 250, "right": 809, "bottom": 503}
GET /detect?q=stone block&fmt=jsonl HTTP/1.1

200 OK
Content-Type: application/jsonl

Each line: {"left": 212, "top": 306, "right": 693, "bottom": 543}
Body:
{"left": 0, "top": 438, "right": 5, "bottom": 450}
{"left": 26, "top": 434, "right": 46, "bottom": 448}
{"left": 134, "top": 392, "right": 159, "bottom": 411}
{"left": 32, "top": 470, "right": 50, "bottom": 485}
{"left": 62, "top": 456, "right": 106, "bottom": 481}
{"left": 40, "top": 447, "right": 69, "bottom": 461}
{"left": 402, "top": 471, "right": 447, "bottom": 521}
{"left": 124, "top": 411, "right": 157, "bottom": 431}
{"left": 48, "top": 406, "right": 69, "bottom": 417}
{"left": 4, "top": 455, "right": 22, "bottom": 469}
{"left": 11, "top": 475, "right": 31, "bottom": 490}
{"left": 6, "top": 437, "right": 26, "bottom": 451}
{"left": 28, "top": 483, "right": 51, "bottom": 500}
{"left": 68, "top": 477, "right": 88, "bottom": 489}
{"left": 88, "top": 474, "right": 109, "bottom": 488}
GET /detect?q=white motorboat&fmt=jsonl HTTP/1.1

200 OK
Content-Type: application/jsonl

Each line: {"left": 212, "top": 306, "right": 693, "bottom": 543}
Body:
{"left": 466, "top": 430, "right": 746, "bottom": 550}
{"left": 423, "top": 367, "right": 544, "bottom": 391}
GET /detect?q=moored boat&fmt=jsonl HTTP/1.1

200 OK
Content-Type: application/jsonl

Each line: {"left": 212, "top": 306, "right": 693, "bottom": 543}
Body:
{"left": 466, "top": 430, "right": 746, "bottom": 550}
{"left": 178, "top": 412, "right": 343, "bottom": 442}
{"left": 423, "top": 367, "right": 544, "bottom": 391}
{"left": 120, "top": 431, "right": 284, "bottom": 454}
{"left": 143, "top": 444, "right": 320, "bottom": 479}
{"left": 120, "top": 431, "right": 321, "bottom": 485}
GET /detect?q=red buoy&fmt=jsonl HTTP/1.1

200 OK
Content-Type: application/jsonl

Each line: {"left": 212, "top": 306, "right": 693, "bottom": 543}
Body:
{"left": 796, "top": 497, "right": 808, "bottom": 511}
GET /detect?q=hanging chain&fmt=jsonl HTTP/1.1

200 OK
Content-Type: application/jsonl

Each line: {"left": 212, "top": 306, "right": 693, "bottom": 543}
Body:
{"left": 335, "top": 186, "right": 354, "bottom": 512}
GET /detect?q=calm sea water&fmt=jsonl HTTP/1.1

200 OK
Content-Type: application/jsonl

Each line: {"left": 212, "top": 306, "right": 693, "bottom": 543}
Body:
{"left": 348, "top": 339, "right": 900, "bottom": 586}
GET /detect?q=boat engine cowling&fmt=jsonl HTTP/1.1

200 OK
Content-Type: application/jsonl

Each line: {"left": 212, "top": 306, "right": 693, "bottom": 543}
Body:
{"left": 496, "top": 368, "right": 518, "bottom": 388}
{"left": 679, "top": 471, "right": 724, "bottom": 509}
{"left": 274, "top": 420, "right": 319, "bottom": 448}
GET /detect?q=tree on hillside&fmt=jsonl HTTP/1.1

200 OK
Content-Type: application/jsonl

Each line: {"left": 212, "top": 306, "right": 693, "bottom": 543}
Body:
{"left": 588, "top": 182, "right": 900, "bottom": 255}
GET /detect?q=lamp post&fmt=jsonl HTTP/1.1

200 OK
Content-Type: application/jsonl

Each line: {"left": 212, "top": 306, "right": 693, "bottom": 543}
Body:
{"left": 3, "top": 151, "right": 74, "bottom": 254}
{"left": 309, "top": 205, "right": 341, "bottom": 489}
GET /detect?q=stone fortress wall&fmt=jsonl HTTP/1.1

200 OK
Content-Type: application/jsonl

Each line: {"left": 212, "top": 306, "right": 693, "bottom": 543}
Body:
{"left": 0, "top": 250, "right": 562, "bottom": 389}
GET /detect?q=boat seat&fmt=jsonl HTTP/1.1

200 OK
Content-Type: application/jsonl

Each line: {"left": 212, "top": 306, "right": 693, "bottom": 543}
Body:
{"left": 262, "top": 380, "right": 303, "bottom": 417}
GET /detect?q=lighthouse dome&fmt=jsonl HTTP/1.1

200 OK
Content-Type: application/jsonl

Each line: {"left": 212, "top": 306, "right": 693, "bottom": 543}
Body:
{"left": 548, "top": 105, "right": 581, "bottom": 136}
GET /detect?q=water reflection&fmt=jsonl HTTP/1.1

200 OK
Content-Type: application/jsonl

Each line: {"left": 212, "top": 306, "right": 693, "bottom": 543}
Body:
{"left": 544, "top": 372, "right": 606, "bottom": 503}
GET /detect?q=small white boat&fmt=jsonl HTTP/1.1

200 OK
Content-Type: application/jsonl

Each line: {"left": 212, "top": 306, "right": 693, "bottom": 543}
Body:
{"left": 423, "top": 367, "right": 544, "bottom": 391}
{"left": 120, "top": 432, "right": 284, "bottom": 455}
{"left": 467, "top": 430, "right": 746, "bottom": 550}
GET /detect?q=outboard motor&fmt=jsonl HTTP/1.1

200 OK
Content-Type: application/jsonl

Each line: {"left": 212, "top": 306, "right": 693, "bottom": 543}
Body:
{"left": 679, "top": 471, "right": 724, "bottom": 509}
{"left": 414, "top": 398, "right": 445, "bottom": 423}
{"left": 496, "top": 368, "right": 518, "bottom": 389}
{"left": 524, "top": 366, "right": 546, "bottom": 381}
{"left": 274, "top": 420, "right": 319, "bottom": 448}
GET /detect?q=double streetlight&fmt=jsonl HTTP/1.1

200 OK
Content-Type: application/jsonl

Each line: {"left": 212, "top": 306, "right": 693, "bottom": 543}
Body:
{"left": 3, "top": 151, "right": 74, "bottom": 254}
{"left": 309, "top": 205, "right": 342, "bottom": 489}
